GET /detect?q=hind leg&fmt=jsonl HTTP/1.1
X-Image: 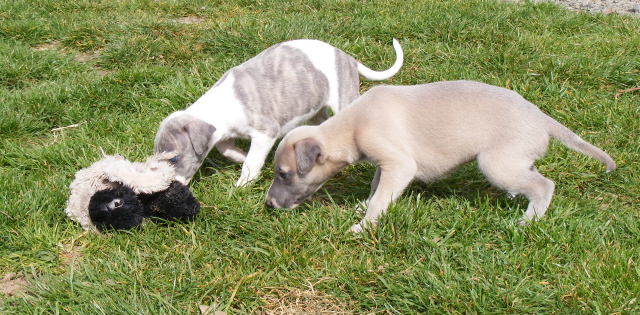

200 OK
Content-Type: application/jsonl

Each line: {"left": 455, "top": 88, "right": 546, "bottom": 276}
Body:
{"left": 518, "top": 171, "right": 555, "bottom": 224}
{"left": 478, "top": 153, "right": 555, "bottom": 224}
{"left": 216, "top": 139, "right": 247, "bottom": 163}
{"left": 309, "top": 107, "right": 329, "bottom": 125}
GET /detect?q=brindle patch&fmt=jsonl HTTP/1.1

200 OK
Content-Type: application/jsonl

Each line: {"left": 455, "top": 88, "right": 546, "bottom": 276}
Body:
{"left": 232, "top": 45, "right": 330, "bottom": 138}
{"left": 334, "top": 48, "right": 360, "bottom": 109}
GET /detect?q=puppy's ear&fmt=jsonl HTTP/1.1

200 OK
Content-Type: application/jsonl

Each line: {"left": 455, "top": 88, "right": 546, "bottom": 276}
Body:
{"left": 294, "top": 138, "right": 325, "bottom": 174}
{"left": 184, "top": 120, "right": 216, "bottom": 155}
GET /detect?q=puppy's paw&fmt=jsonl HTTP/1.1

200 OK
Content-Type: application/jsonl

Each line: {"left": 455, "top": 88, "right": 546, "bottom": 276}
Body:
{"left": 354, "top": 201, "right": 367, "bottom": 214}
{"left": 234, "top": 177, "right": 251, "bottom": 187}
{"left": 350, "top": 219, "right": 377, "bottom": 233}
{"left": 350, "top": 223, "right": 363, "bottom": 233}
{"left": 518, "top": 215, "right": 538, "bottom": 226}
{"left": 235, "top": 172, "right": 259, "bottom": 187}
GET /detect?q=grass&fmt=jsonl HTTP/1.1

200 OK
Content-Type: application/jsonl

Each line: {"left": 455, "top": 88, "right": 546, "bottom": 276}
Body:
{"left": 1, "top": 0, "right": 639, "bottom": 313}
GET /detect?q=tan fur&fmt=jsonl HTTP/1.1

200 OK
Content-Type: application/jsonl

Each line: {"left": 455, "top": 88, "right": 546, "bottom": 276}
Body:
{"left": 265, "top": 81, "right": 616, "bottom": 232}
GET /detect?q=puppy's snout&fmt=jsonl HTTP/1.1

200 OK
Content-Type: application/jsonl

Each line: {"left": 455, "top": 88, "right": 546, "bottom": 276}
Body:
{"left": 175, "top": 175, "right": 189, "bottom": 185}
{"left": 265, "top": 198, "right": 275, "bottom": 209}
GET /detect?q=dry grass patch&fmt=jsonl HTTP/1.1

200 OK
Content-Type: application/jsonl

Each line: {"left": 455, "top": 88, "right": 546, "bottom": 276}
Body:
{"left": 174, "top": 16, "right": 207, "bottom": 24}
{"left": 258, "top": 288, "right": 355, "bottom": 315}
{"left": 30, "top": 40, "right": 107, "bottom": 73}
{"left": 0, "top": 272, "right": 27, "bottom": 297}
{"left": 31, "top": 41, "right": 60, "bottom": 51}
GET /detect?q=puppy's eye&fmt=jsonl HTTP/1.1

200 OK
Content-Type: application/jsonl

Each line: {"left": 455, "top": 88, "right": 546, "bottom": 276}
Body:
{"left": 279, "top": 171, "right": 288, "bottom": 179}
{"left": 170, "top": 156, "right": 179, "bottom": 163}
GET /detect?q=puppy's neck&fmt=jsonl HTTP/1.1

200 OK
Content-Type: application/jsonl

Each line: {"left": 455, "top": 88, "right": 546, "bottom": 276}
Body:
{"left": 318, "top": 118, "right": 364, "bottom": 166}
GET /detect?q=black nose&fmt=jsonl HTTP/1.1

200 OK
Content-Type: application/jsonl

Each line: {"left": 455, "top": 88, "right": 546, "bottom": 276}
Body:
{"left": 265, "top": 199, "right": 274, "bottom": 208}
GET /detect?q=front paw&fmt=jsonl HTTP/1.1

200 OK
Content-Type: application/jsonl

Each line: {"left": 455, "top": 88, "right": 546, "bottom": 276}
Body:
{"left": 350, "top": 219, "right": 377, "bottom": 233}
{"left": 350, "top": 223, "right": 363, "bottom": 233}
{"left": 354, "top": 201, "right": 368, "bottom": 214}
{"left": 234, "top": 177, "right": 249, "bottom": 187}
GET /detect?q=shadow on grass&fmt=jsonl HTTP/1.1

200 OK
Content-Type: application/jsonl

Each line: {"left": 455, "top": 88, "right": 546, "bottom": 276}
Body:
{"left": 306, "top": 162, "right": 526, "bottom": 217}
{"left": 185, "top": 138, "right": 555, "bottom": 224}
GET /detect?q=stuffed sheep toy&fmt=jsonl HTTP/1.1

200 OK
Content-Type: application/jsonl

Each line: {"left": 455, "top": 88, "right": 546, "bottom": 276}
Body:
{"left": 65, "top": 151, "right": 199, "bottom": 232}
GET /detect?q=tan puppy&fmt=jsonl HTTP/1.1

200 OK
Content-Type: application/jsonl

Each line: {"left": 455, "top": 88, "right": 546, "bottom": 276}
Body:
{"left": 264, "top": 80, "right": 616, "bottom": 232}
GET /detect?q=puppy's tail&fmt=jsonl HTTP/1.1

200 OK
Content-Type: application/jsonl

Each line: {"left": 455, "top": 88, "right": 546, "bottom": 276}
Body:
{"left": 547, "top": 118, "right": 616, "bottom": 173}
{"left": 356, "top": 38, "right": 404, "bottom": 81}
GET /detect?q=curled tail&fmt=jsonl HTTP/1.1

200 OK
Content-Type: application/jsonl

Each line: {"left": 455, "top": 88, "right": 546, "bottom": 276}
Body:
{"left": 356, "top": 38, "right": 404, "bottom": 81}
{"left": 547, "top": 118, "right": 616, "bottom": 173}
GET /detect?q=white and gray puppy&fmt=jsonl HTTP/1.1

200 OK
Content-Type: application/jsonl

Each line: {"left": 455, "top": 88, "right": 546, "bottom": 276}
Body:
{"left": 154, "top": 39, "right": 404, "bottom": 186}
{"left": 264, "top": 80, "right": 616, "bottom": 232}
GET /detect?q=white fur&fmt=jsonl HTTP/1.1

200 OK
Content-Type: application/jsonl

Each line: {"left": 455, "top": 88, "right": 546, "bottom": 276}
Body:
{"left": 187, "top": 73, "right": 249, "bottom": 142}
{"left": 356, "top": 39, "right": 404, "bottom": 81}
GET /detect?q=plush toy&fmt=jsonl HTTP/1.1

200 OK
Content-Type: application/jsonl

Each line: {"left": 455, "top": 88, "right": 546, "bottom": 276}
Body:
{"left": 65, "top": 151, "right": 199, "bottom": 232}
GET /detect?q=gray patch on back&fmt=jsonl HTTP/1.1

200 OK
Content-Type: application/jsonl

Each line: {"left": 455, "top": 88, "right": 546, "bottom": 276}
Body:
{"left": 334, "top": 48, "right": 360, "bottom": 110}
{"left": 232, "top": 44, "right": 330, "bottom": 138}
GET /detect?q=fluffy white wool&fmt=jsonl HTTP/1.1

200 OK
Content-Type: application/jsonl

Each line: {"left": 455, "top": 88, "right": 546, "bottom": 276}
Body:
{"left": 65, "top": 152, "right": 177, "bottom": 231}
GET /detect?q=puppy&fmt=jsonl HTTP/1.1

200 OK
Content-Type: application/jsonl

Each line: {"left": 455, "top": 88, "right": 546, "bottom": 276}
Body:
{"left": 154, "top": 39, "right": 404, "bottom": 187}
{"left": 264, "top": 80, "right": 616, "bottom": 232}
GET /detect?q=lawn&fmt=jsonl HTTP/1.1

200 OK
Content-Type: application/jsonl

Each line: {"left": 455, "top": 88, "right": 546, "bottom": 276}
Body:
{"left": 1, "top": 0, "right": 639, "bottom": 313}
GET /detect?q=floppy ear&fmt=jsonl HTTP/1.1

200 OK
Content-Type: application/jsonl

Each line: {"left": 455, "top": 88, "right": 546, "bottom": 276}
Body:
{"left": 184, "top": 120, "right": 216, "bottom": 155}
{"left": 293, "top": 138, "right": 325, "bottom": 174}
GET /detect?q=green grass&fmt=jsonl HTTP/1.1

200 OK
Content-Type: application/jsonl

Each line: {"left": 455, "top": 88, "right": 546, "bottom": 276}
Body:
{"left": 1, "top": 0, "right": 639, "bottom": 313}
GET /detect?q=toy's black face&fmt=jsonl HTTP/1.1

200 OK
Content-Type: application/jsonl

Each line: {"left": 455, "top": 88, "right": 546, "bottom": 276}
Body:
{"left": 88, "top": 186, "right": 144, "bottom": 231}
{"left": 87, "top": 181, "right": 200, "bottom": 232}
